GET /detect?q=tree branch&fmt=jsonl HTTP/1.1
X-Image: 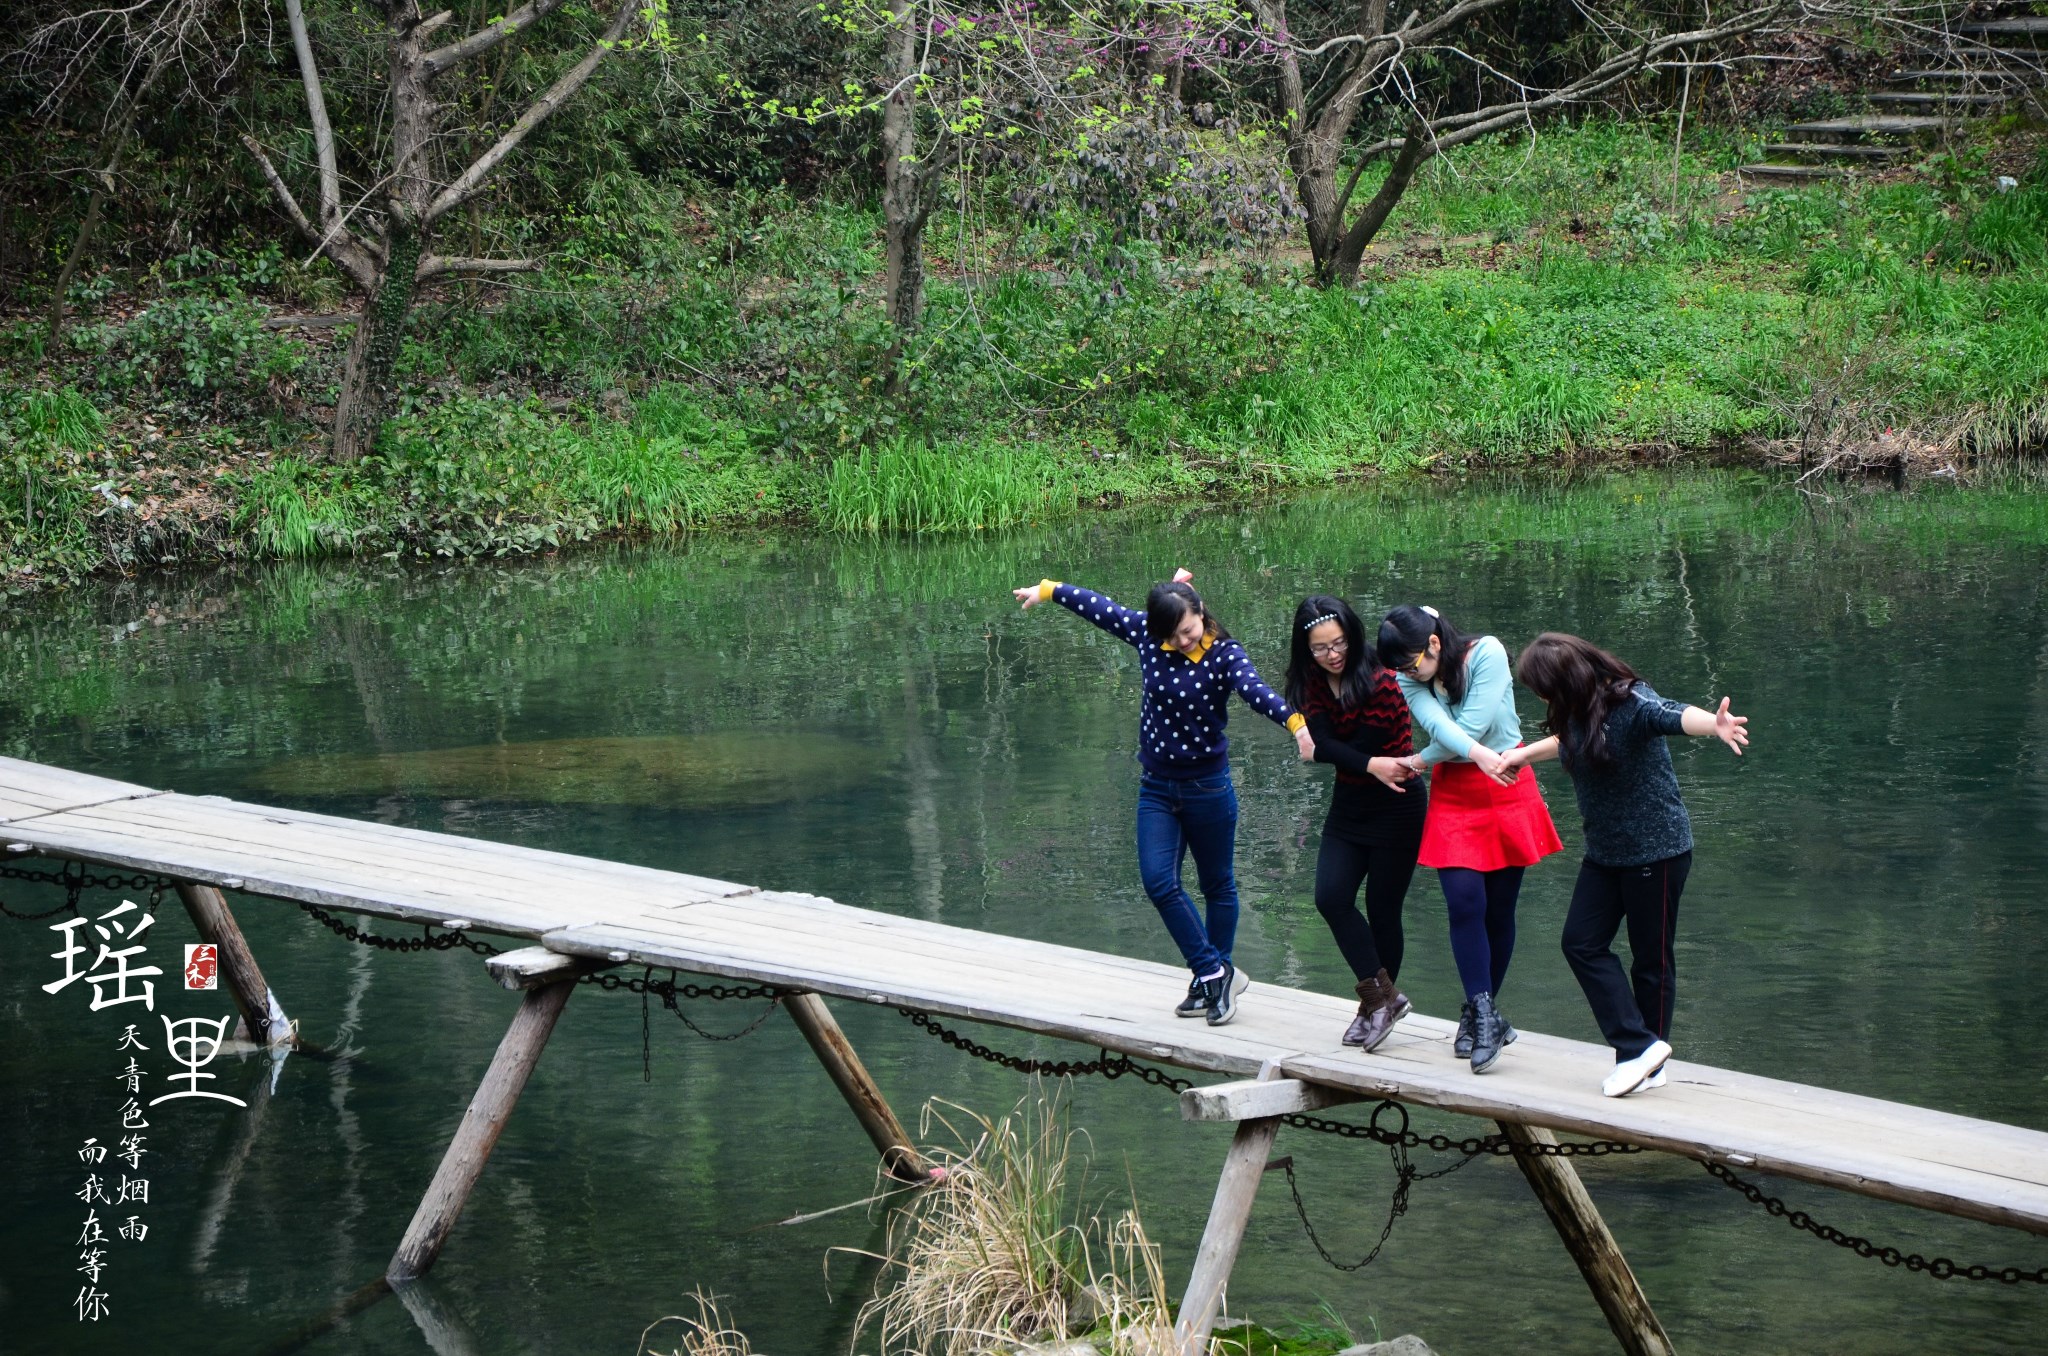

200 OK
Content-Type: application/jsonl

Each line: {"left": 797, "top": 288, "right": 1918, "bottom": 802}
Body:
{"left": 240, "top": 133, "right": 378, "bottom": 289}
{"left": 420, "top": 0, "right": 571, "bottom": 77}
{"left": 425, "top": 0, "right": 638, "bottom": 222}
{"left": 281, "top": 0, "right": 344, "bottom": 233}
{"left": 415, "top": 253, "right": 541, "bottom": 278}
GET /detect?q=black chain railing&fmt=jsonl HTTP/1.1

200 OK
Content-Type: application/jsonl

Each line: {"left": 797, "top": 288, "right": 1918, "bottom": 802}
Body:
{"left": 13, "top": 851, "right": 2045, "bottom": 1287}
{"left": 893, "top": 1004, "right": 2048, "bottom": 1285}
{"left": 1, "top": 858, "right": 172, "bottom": 920}
{"left": 298, "top": 902, "right": 504, "bottom": 956}
{"left": 1702, "top": 1161, "right": 2048, "bottom": 1285}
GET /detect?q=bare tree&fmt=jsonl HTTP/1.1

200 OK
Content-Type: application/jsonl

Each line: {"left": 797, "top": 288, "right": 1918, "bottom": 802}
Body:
{"left": 1249, "top": 0, "right": 1791, "bottom": 285}
{"left": 10, "top": 0, "right": 249, "bottom": 337}
{"left": 244, "top": 0, "right": 652, "bottom": 461}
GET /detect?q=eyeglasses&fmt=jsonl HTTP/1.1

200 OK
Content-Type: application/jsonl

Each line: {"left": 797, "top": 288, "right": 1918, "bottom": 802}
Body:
{"left": 1395, "top": 652, "right": 1427, "bottom": 675}
{"left": 1308, "top": 638, "right": 1349, "bottom": 659}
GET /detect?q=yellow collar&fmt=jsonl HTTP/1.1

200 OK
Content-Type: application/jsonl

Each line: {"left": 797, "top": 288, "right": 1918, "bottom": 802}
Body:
{"left": 1161, "top": 631, "right": 1215, "bottom": 664}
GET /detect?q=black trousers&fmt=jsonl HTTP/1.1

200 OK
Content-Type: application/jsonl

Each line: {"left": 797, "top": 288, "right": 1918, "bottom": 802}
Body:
{"left": 1560, "top": 851, "right": 1691, "bottom": 1060}
{"left": 1314, "top": 834, "right": 1422, "bottom": 984}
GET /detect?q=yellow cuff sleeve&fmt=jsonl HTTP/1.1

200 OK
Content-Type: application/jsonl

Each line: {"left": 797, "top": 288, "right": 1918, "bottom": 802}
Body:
{"left": 1285, "top": 713, "right": 1306, "bottom": 735}
{"left": 1037, "top": 579, "right": 1058, "bottom": 602}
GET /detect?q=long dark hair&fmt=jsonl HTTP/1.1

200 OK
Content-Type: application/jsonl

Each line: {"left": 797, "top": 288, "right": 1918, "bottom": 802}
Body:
{"left": 1376, "top": 605, "right": 1477, "bottom": 704}
{"left": 1145, "top": 580, "right": 1230, "bottom": 645}
{"left": 1516, "top": 632, "right": 1640, "bottom": 769}
{"left": 1286, "top": 595, "right": 1379, "bottom": 711}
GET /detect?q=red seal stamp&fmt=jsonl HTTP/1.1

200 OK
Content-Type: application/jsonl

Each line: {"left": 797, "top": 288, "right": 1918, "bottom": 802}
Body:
{"left": 183, "top": 944, "right": 219, "bottom": 991}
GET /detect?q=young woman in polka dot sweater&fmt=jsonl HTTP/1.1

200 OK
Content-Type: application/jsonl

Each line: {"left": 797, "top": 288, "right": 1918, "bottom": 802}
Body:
{"left": 1013, "top": 571, "right": 1314, "bottom": 1026}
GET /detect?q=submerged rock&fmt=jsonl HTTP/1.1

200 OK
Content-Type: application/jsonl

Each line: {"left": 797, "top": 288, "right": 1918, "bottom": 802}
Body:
{"left": 1338, "top": 1337, "right": 1439, "bottom": 1356}
{"left": 253, "top": 733, "right": 877, "bottom": 810}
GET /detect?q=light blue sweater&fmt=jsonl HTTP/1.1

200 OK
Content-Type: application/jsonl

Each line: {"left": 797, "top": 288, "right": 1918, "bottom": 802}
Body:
{"left": 1396, "top": 635, "right": 1523, "bottom": 765}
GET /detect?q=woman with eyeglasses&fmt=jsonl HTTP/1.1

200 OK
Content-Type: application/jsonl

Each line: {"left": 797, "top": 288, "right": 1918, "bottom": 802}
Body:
{"left": 1285, "top": 596, "right": 1427, "bottom": 1051}
{"left": 1378, "top": 604, "right": 1562, "bottom": 1074}
{"left": 1012, "top": 569, "right": 1314, "bottom": 1026}
{"left": 1503, "top": 632, "right": 1750, "bottom": 1097}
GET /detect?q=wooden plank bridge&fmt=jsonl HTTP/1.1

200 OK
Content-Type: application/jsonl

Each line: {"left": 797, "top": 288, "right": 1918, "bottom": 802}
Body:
{"left": 5, "top": 755, "right": 2045, "bottom": 1355}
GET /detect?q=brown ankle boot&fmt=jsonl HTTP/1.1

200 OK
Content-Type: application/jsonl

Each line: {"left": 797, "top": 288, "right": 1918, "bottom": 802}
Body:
{"left": 1343, "top": 970, "right": 1411, "bottom": 1051}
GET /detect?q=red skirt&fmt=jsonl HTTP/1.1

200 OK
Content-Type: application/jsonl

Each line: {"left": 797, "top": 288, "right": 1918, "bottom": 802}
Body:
{"left": 1418, "top": 758, "right": 1563, "bottom": 871}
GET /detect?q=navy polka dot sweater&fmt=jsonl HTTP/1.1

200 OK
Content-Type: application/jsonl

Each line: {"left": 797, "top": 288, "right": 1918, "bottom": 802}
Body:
{"left": 1039, "top": 581, "right": 1304, "bottom": 780}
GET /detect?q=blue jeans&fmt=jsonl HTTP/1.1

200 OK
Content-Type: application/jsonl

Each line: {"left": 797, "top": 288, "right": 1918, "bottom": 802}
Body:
{"left": 1136, "top": 773, "right": 1239, "bottom": 977}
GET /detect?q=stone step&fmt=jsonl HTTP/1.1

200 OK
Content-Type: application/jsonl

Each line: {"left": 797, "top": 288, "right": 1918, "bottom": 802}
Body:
{"left": 1781, "top": 114, "right": 1958, "bottom": 142}
{"left": 1887, "top": 69, "right": 2031, "bottom": 85}
{"left": 1957, "top": 18, "right": 2048, "bottom": 51}
{"left": 1868, "top": 90, "right": 2012, "bottom": 107}
{"left": 1738, "top": 163, "right": 1855, "bottom": 184}
{"left": 1958, "top": 17, "right": 2048, "bottom": 38}
{"left": 1764, "top": 141, "right": 1912, "bottom": 164}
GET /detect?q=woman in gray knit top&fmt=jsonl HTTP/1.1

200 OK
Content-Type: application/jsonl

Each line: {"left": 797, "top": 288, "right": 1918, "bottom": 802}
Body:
{"left": 1501, "top": 633, "right": 1751, "bottom": 1099}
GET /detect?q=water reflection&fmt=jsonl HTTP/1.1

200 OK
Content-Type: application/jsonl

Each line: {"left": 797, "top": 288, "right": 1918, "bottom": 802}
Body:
{"left": 3, "top": 472, "right": 2047, "bottom": 1356}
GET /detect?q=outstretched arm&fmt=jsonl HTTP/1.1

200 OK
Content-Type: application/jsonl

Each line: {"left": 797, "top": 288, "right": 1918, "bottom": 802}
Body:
{"left": 1011, "top": 580, "right": 1147, "bottom": 648}
{"left": 1680, "top": 697, "right": 1750, "bottom": 754}
{"left": 1222, "top": 645, "right": 1314, "bottom": 760}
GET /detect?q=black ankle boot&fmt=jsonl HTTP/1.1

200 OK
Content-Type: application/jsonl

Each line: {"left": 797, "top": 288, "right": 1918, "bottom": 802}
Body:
{"left": 1454, "top": 1000, "right": 1477, "bottom": 1059}
{"left": 1469, "top": 992, "right": 1507, "bottom": 1073}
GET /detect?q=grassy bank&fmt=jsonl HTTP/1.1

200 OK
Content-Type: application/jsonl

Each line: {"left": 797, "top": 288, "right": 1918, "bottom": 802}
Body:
{"left": 4, "top": 117, "right": 2046, "bottom": 589}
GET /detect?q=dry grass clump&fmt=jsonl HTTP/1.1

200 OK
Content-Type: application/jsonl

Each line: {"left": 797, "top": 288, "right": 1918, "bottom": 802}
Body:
{"left": 640, "top": 1290, "right": 759, "bottom": 1356}
{"left": 843, "top": 1085, "right": 1178, "bottom": 1356}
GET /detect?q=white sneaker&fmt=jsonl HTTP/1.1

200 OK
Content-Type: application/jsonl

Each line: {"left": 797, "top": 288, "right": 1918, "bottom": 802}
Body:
{"left": 1642, "top": 1068, "right": 1666, "bottom": 1089}
{"left": 1600, "top": 1040, "right": 1672, "bottom": 1098}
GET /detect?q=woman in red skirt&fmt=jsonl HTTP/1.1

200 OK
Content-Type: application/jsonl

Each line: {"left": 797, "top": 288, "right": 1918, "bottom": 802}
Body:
{"left": 1378, "top": 605, "right": 1562, "bottom": 1073}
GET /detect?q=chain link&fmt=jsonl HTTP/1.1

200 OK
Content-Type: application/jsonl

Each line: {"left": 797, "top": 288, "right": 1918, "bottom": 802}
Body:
{"left": 897, "top": 1008, "right": 1197, "bottom": 1088}
{"left": 298, "top": 902, "right": 504, "bottom": 956}
{"left": 1, "top": 858, "right": 175, "bottom": 920}
{"left": 585, "top": 968, "right": 783, "bottom": 1043}
{"left": 1703, "top": 1161, "right": 2048, "bottom": 1285}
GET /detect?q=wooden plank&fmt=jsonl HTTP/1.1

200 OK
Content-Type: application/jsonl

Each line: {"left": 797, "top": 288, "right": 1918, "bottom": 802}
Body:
{"left": 5, "top": 757, "right": 2048, "bottom": 1239}
{"left": 1501, "top": 1120, "right": 1674, "bottom": 1356}
{"left": 484, "top": 946, "right": 616, "bottom": 991}
{"left": 387, "top": 980, "right": 575, "bottom": 1283}
{"left": 1181, "top": 1077, "right": 1369, "bottom": 1123}
{"left": 1175, "top": 1060, "right": 1285, "bottom": 1356}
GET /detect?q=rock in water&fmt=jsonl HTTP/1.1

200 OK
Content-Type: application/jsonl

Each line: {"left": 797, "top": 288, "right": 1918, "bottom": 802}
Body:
{"left": 1339, "top": 1337, "right": 1440, "bottom": 1356}
{"left": 253, "top": 733, "right": 876, "bottom": 810}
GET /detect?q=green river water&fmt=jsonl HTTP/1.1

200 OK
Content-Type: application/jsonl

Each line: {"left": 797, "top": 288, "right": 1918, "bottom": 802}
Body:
{"left": 4, "top": 471, "right": 2047, "bottom": 1355}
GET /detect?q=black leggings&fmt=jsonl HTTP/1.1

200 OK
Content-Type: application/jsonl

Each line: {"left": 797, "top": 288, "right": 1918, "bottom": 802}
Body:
{"left": 1561, "top": 852, "right": 1691, "bottom": 1060}
{"left": 1314, "top": 835, "right": 1422, "bottom": 983}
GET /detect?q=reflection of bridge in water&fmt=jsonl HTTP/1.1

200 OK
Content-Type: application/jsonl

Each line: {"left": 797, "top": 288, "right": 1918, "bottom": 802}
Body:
{"left": 6, "top": 755, "right": 2045, "bottom": 1356}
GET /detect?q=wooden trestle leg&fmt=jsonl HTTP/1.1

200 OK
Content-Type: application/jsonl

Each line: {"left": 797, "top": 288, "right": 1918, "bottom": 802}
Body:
{"left": 1498, "top": 1119, "right": 1675, "bottom": 1356}
{"left": 177, "top": 883, "right": 293, "bottom": 1047}
{"left": 783, "top": 990, "right": 934, "bottom": 1182}
{"left": 387, "top": 948, "right": 607, "bottom": 1284}
{"left": 1174, "top": 1061, "right": 1288, "bottom": 1356}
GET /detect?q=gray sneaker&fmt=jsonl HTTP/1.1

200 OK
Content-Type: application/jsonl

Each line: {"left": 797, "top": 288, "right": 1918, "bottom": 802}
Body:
{"left": 1204, "top": 962, "right": 1243, "bottom": 1026}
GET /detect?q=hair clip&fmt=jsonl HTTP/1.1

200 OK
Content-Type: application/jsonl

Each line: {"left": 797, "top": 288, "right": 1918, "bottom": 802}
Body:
{"left": 1302, "top": 613, "right": 1339, "bottom": 630}
{"left": 1420, "top": 604, "right": 1440, "bottom": 618}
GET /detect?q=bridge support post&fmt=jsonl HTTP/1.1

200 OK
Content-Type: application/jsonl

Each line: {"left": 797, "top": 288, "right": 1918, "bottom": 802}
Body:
{"left": 1175, "top": 1061, "right": 1286, "bottom": 1356}
{"left": 1498, "top": 1119, "right": 1675, "bottom": 1356}
{"left": 387, "top": 976, "right": 575, "bottom": 1284}
{"left": 784, "top": 991, "right": 934, "bottom": 1182}
{"left": 177, "top": 882, "right": 293, "bottom": 1047}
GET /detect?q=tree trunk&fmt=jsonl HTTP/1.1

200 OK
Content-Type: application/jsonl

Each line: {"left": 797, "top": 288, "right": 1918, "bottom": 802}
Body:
{"left": 883, "top": 210, "right": 927, "bottom": 335}
{"left": 880, "top": 0, "right": 926, "bottom": 337}
{"left": 332, "top": 222, "right": 426, "bottom": 462}
{"left": 47, "top": 59, "right": 163, "bottom": 341}
{"left": 1328, "top": 127, "right": 1432, "bottom": 286}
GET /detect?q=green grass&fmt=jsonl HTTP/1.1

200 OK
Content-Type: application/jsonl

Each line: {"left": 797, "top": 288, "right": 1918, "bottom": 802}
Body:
{"left": 6, "top": 119, "right": 2047, "bottom": 585}
{"left": 820, "top": 438, "right": 1067, "bottom": 534}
